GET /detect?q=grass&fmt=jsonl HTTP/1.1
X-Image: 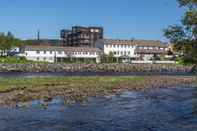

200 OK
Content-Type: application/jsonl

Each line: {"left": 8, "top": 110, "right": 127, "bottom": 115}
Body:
{"left": 0, "top": 76, "right": 143, "bottom": 93}
{"left": 0, "top": 76, "right": 195, "bottom": 106}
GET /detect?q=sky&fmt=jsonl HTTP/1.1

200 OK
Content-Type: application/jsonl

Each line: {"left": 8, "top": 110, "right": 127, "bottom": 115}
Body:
{"left": 0, "top": 0, "right": 184, "bottom": 41}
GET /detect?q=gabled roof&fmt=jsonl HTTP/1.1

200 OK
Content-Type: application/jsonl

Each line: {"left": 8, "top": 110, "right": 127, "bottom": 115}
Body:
{"left": 97, "top": 39, "right": 168, "bottom": 48}
{"left": 22, "top": 45, "right": 102, "bottom": 53}
{"left": 24, "top": 39, "right": 63, "bottom": 46}
{"left": 135, "top": 48, "right": 168, "bottom": 54}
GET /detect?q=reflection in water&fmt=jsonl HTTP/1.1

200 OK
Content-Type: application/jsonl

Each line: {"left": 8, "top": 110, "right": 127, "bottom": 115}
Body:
{"left": 0, "top": 86, "right": 197, "bottom": 131}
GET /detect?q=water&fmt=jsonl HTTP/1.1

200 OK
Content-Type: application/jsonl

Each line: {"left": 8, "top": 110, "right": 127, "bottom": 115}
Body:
{"left": 0, "top": 72, "right": 194, "bottom": 78}
{"left": 0, "top": 86, "right": 197, "bottom": 131}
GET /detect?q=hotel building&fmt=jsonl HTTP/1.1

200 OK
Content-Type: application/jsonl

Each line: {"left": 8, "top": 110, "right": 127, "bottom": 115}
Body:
{"left": 19, "top": 45, "right": 102, "bottom": 63}
{"left": 96, "top": 39, "right": 169, "bottom": 61}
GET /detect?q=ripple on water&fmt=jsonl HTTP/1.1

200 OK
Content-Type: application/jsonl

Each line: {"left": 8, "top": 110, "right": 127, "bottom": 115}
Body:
{"left": 0, "top": 86, "right": 197, "bottom": 131}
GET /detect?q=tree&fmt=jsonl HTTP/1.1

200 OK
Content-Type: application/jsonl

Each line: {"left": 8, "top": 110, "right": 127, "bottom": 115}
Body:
{"left": 164, "top": 0, "right": 197, "bottom": 64}
{"left": 0, "top": 32, "right": 22, "bottom": 56}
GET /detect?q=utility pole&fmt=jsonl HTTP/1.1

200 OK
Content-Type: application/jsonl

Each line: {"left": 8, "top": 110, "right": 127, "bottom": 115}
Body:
{"left": 37, "top": 30, "right": 40, "bottom": 41}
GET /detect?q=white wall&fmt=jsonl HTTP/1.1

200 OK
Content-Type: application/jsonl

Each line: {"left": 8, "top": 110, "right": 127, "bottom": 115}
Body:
{"left": 104, "top": 44, "right": 137, "bottom": 57}
{"left": 21, "top": 50, "right": 100, "bottom": 63}
{"left": 96, "top": 41, "right": 137, "bottom": 58}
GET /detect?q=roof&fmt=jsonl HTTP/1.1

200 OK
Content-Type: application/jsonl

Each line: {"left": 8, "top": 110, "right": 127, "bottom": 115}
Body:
{"left": 135, "top": 48, "right": 168, "bottom": 54}
{"left": 24, "top": 39, "right": 63, "bottom": 46}
{"left": 97, "top": 39, "right": 168, "bottom": 48}
{"left": 22, "top": 45, "right": 102, "bottom": 53}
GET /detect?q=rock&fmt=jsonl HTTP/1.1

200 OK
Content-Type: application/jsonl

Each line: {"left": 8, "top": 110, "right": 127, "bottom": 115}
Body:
{"left": 0, "top": 63, "right": 194, "bottom": 74}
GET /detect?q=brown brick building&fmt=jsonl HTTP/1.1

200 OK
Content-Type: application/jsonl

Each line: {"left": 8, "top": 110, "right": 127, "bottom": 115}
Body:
{"left": 60, "top": 26, "right": 103, "bottom": 47}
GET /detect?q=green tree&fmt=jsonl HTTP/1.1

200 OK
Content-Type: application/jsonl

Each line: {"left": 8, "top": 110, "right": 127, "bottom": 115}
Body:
{"left": 0, "top": 32, "right": 22, "bottom": 56}
{"left": 164, "top": 0, "right": 197, "bottom": 64}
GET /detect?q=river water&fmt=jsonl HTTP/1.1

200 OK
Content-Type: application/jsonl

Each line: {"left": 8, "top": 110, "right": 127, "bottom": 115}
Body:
{"left": 0, "top": 72, "right": 194, "bottom": 78}
{"left": 0, "top": 86, "right": 196, "bottom": 131}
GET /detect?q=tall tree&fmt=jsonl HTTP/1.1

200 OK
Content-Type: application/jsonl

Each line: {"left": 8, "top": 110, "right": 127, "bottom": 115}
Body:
{"left": 0, "top": 32, "right": 22, "bottom": 56}
{"left": 164, "top": 0, "right": 197, "bottom": 64}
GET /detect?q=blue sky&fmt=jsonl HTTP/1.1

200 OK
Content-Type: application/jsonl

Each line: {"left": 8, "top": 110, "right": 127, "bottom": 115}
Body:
{"left": 0, "top": 0, "right": 184, "bottom": 41}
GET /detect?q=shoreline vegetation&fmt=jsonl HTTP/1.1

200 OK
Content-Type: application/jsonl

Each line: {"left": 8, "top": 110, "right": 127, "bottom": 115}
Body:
{"left": 0, "top": 76, "right": 196, "bottom": 107}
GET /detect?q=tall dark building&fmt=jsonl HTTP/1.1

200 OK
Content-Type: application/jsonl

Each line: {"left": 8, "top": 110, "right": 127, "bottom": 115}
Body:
{"left": 60, "top": 26, "right": 103, "bottom": 47}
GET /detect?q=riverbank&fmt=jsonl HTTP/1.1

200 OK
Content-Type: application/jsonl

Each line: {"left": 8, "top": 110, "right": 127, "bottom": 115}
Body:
{"left": 0, "top": 76, "right": 196, "bottom": 106}
{"left": 0, "top": 63, "right": 196, "bottom": 74}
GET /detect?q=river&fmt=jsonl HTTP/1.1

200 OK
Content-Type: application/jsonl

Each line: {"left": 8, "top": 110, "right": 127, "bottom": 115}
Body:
{"left": 0, "top": 72, "right": 195, "bottom": 78}
{"left": 0, "top": 86, "right": 196, "bottom": 131}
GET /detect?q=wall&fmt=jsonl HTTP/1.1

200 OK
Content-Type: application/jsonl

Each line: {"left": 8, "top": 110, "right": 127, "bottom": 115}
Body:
{"left": 20, "top": 50, "right": 100, "bottom": 63}
{"left": 0, "top": 63, "right": 193, "bottom": 73}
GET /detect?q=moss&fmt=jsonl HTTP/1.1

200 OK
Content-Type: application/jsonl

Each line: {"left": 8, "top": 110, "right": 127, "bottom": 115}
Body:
{"left": 0, "top": 76, "right": 195, "bottom": 106}
{"left": 0, "top": 76, "right": 143, "bottom": 93}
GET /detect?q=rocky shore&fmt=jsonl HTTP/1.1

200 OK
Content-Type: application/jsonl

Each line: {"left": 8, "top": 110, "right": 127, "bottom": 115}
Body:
{"left": 0, "top": 76, "right": 196, "bottom": 107}
{"left": 0, "top": 63, "right": 196, "bottom": 74}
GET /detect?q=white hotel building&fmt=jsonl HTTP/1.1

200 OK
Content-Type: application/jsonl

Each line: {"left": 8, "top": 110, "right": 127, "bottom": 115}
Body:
{"left": 18, "top": 39, "right": 170, "bottom": 63}
{"left": 19, "top": 46, "right": 102, "bottom": 63}
{"left": 96, "top": 39, "right": 169, "bottom": 61}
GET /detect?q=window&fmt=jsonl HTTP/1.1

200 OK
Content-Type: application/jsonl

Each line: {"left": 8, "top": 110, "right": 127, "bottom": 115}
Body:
{"left": 44, "top": 51, "right": 47, "bottom": 54}
{"left": 90, "top": 29, "right": 94, "bottom": 32}
{"left": 113, "top": 45, "right": 116, "bottom": 48}
{"left": 36, "top": 50, "right": 40, "bottom": 54}
{"left": 95, "top": 29, "right": 99, "bottom": 32}
{"left": 128, "top": 51, "right": 130, "bottom": 55}
{"left": 44, "top": 57, "right": 46, "bottom": 61}
{"left": 58, "top": 51, "right": 62, "bottom": 54}
{"left": 155, "top": 47, "right": 158, "bottom": 50}
{"left": 37, "top": 57, "right": 39, "bottom": 60}
{"left": 90, "top": 52, "right": 95, "bottom": 55}
{"left": 50, "top": 51, "right": 53, "bottom": 54}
